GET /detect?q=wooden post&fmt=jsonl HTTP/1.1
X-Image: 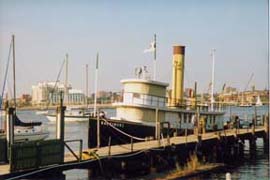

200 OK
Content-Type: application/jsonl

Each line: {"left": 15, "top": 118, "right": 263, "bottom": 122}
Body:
{"left": 97, "top": 108, "right": 100, "bottom": 148}
{"left": 254, "top": 106, "right": 257, "bottom": 126}
{"left": 56, "top": 93, "right": 66, "bottom": 141}
{"left": 6, "top": 107, "right": 15, "bottom": 146}
{"left": 108, "top": 136, "right": 111, "bottom": 156}
{"left": 194, "top": 81, "right": 197, "bottom": 110}
{"left": 155, "top": 108, "right": 160, "bottom": 146}
{"left": 263, "top": 115, "right": 269, "bottom": 151}
{"left": 185, "top": 127, "right": 188, "bottom": 145}
{"left": 201, "top": 117, "right": 206, "bottom": 134}
{"left": 131, "top": 137, "right": 133, "bottom": 152}
{"left": 252, "top": 115, "right": 255, "bottom": 135}
{"left": 235, "top": 116, "right": 238, "bottom": 137}
{"left": 264, "top": 114, "right": 269, "bottom": 135}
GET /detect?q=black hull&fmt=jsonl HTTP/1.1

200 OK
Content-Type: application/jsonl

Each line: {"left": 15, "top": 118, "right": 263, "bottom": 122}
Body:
{"left": 88, "top": 118, "right": 191, "bottom": 148}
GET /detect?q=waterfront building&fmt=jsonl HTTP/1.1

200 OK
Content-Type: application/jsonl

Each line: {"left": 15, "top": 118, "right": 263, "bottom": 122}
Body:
{"left": 32, "top": 81, "right": 85, "bottom": 105}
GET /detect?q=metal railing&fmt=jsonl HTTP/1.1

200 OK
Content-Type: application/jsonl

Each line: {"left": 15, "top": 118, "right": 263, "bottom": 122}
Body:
{"left": 64, "top": 139, "right": 83, "bottom": 162}
{"left": 119, "top": 92, "right": 225, "bottom": 112}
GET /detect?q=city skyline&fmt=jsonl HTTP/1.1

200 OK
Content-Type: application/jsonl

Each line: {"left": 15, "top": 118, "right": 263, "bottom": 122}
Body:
{"left": 0, "top": 0, "right": 268, "bottom": 97}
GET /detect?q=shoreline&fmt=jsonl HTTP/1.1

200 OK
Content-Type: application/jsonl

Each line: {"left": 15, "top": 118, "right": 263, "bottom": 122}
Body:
{"left": 15, "top": 104, "right": 114, "bottom": 111}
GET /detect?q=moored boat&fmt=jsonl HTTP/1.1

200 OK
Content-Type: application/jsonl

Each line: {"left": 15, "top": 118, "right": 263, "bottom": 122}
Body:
{"left": 255, "top": 95, "right": 263, "bottom": 106}
{"left": 88, "top": 45, "right": 225, "bottom": 148}
{"left": 0, "top": 35, "right": 49, "bottom": 142}
{"left": 46, "top": 107, "right": 89, "bottom": 122}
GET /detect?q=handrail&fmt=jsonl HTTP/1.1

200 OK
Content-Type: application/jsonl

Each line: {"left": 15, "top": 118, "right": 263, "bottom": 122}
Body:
{"left": 121, "top": 91, "right": 225, "bottom": 112}
{"left": 64, "top": 139, "right": 83, "bottom": 161}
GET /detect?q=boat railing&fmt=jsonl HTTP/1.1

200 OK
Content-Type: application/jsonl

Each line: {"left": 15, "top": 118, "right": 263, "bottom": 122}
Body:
{"left": 119, "top": 92, "right": 225, "bottom": 112}
{"left": 166, "top": 98, "right": 226, "bottom": 112}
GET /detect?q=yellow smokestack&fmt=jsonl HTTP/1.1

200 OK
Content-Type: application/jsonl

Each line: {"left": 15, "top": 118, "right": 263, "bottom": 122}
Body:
{"left": 171, "top": 45, "right": 185, "bottom": 106}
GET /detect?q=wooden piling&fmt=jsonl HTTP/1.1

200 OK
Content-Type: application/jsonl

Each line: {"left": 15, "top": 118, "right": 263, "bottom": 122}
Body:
{"left": 155, "top": 108, "right": 160, "bottom": 146}
{"left": 6, "top": 107, "right": 15, "bottom": 146}
{"left": 97, "top": 108, "right": 100, "bottom": 149}
{"left": 263, "top": 115, "right": 269, "bottom": 151}
{"left": 56, "top": 95, "right": 66, "bottom": 141}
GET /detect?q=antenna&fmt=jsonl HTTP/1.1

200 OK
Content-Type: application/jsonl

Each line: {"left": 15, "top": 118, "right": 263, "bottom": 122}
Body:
{"left": 94, "top": 53, "right": 99, "bottom": 115}
{"left": 153, "top": 34, "right": 157, "bottom": 80}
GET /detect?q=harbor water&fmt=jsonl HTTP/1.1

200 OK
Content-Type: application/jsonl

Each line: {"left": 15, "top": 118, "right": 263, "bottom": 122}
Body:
{"left": 1, "top": 106, "right": 269, "bottom": 179}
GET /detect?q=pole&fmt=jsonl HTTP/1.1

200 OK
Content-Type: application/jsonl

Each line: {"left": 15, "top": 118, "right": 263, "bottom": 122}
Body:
{"left": 86, "top": 64, "right": 89, "bottom": 108}
{"left": 153, "top": 34, "right": 157, "bottom": 80}
{"left": 12, "top": 35, "right": 16, "bottom": 111}
{"left": 194, "top": 81, "right": 197, "bottom": 110}
{"left": 64, "top": 53, "right": 69, "bottom": 105}
{"left": 210, "top": 48, "right": 216, "bottom": 111}
{"left": 94, "top": 53, "right": 99, "bottom": 116}
{"left": 56, "top": 92, "right": 66, "bottom": 141}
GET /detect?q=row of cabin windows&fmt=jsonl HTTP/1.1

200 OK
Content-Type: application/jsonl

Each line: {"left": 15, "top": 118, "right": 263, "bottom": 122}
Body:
{"left": 123, "top": 92, "right": 166, "bottom": 107}
{"left": 180, "top": 114, "right": 216, "bottom": 124}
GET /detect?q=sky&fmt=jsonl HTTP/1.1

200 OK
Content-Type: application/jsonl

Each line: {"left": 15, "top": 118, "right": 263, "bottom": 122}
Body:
{"left": 0, "top": 0, "right": 268, "bottom": 97}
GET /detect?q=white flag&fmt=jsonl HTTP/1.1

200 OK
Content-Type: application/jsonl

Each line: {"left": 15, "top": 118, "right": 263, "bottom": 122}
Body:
{"left": 144, "top": 41, "right": 156, "bottom": 53}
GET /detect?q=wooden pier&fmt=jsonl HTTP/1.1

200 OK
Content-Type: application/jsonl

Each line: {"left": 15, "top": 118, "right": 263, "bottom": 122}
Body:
{"left": 0, "top": 124, "right": 268, "bottom": 179}
{"left": 0, "top": 98, "right": 269, "bottom": 179}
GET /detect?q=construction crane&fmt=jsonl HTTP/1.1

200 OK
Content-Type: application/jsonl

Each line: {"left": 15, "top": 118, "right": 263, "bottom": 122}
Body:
{"left": 244, "top": 73, "right": 254, "bottom": 91}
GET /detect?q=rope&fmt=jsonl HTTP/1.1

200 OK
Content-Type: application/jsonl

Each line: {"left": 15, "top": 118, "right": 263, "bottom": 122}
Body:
{"left": 6, "top": 158, "right": 97, "bottom": 180}
{"left": 6, "top": 146, "right": 165, "bottom": 180}
{"left": 0, "top": 39, "right": 12, "bottom": 109}
{"left": 101, "top": 118, "right": 146, "bottom": 141}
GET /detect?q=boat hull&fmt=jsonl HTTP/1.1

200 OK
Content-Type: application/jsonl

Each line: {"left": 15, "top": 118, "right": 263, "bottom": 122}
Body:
{"left": 88, "top": 117, "right": 188, "bottom": 148}
{"left": 46, "top": 114, "right": 89, "bottom": 122}
{"left": 14, "top": 132, "right": 49, "bottom": 142}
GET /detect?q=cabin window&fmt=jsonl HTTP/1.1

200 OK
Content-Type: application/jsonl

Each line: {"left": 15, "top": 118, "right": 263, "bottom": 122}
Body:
{"left": 208, "top": 116, "right": 212, "bottom": 124}
{"left": 183, "top": 114, "right": 187, "bottom": 123}
{"left": 133, "top": 93, "right": 140, "bottom": 98}
{"left": 213, "top": 116, "right": 216, "bottom": 124}
{"left": 189, "top": 114, "right": 192, "bottom": 123}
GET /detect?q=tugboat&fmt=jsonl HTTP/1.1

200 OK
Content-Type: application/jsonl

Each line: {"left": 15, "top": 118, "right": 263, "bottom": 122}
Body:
{"left": 88, "top": 45, "right": 225, "bottom": 148}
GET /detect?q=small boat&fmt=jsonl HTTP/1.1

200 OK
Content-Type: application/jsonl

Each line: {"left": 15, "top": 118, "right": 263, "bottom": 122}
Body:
{"left": 14, "top": 126, "right": 49, "bottom": 142}
{"left": 239, "top": 103, "right": 252, "bottom": 107}
{"left": 35, "top": 110, "right": 49, "bottom": 115}
{"left": 255, "top": 95, "right": 263, "bottom": 106}
{"left": 46, "top": 107, "right": 89, "bottom": 122}
{"left": 12, "top": 114, "right": 49, "bottom": 142}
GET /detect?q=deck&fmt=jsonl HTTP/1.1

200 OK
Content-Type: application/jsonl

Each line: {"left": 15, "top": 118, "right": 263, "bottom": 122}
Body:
{"left": 0, "top": 126, "right": 267, "bottom": 178}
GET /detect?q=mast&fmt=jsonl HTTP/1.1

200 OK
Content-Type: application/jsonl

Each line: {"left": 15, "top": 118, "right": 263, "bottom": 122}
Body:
{"left": 12, "top": 35, "right": 16, "bottom": 111}
{"left": 153, "top": 34, "right": 157, "bottom": 80}
{"left": 210, "top": 48, "right": 216, "bottom": 111}
{"left": 86, "top": 64, "right": 89, "bottom": 108}
{"left": 64, "top": 53, "right": 69, "bottom": 104}
{"left": 94, "top": 53, "right": 99, "bottom": 115}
